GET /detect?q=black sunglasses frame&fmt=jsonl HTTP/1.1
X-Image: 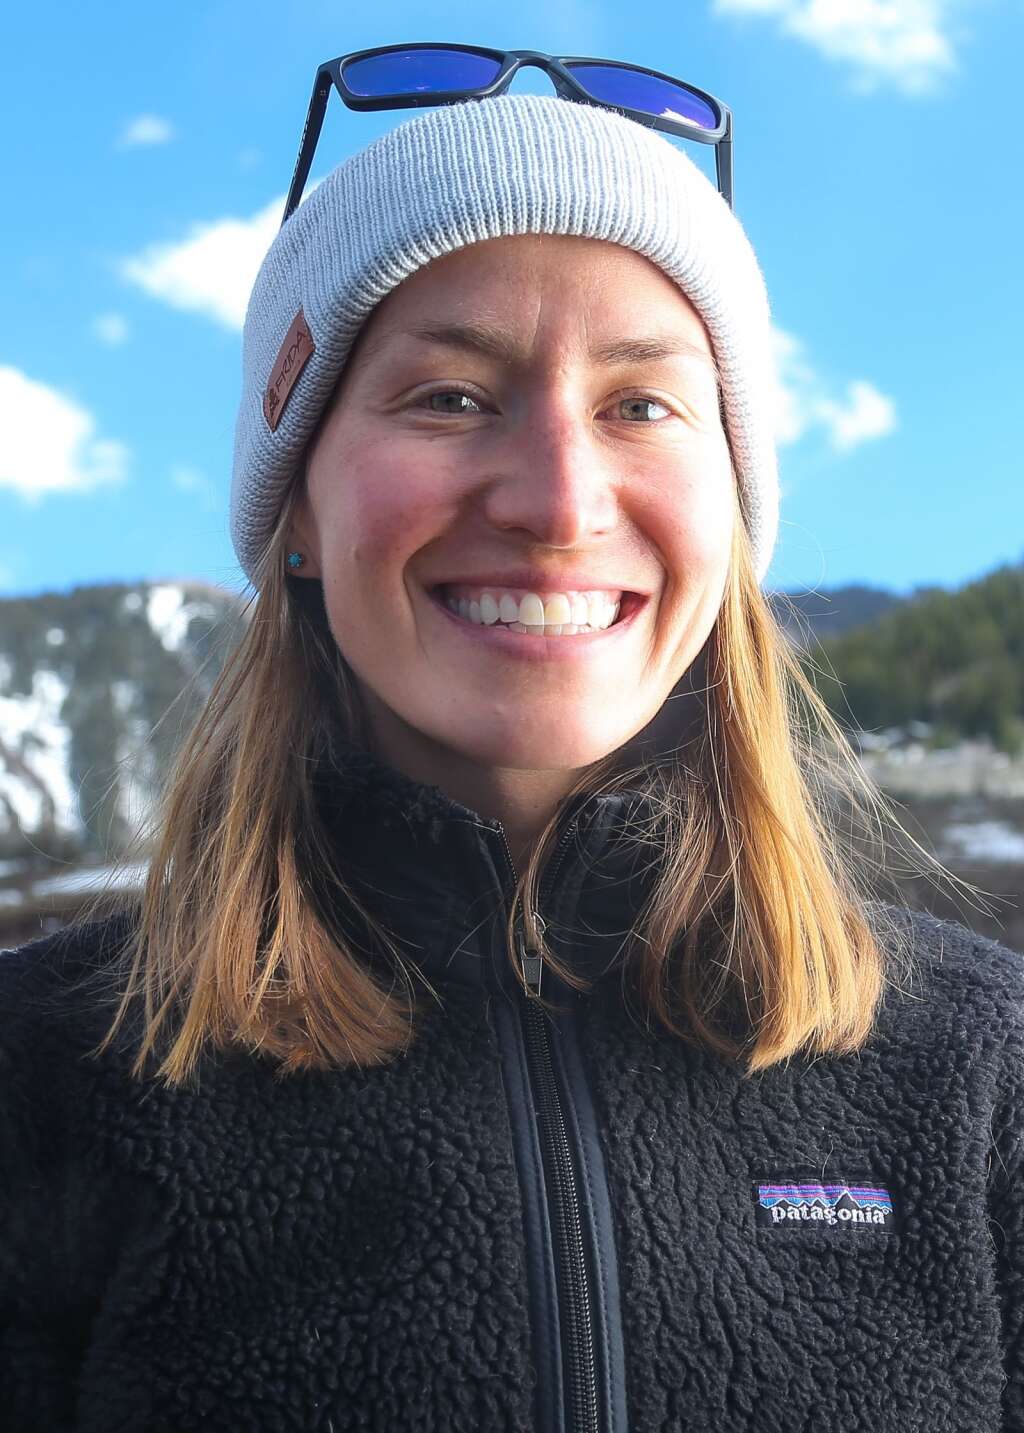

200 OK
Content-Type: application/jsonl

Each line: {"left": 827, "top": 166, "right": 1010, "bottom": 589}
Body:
{"left": 281, "top": 42, "right": 733, "bottom": 228}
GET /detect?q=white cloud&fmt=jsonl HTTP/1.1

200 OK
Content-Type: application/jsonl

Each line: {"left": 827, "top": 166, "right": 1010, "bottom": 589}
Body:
{"left": 119, "top": 195, "right": 283, "bottom": 330}
{"left": 92, "top": 312, "right": 130, "bottom": 347}
{"left": 712, "top": 0, "right": 959, "bottom": 95}
{"left": 772, "top": 326, "right": 898, "bottom": 452}
{"left": 0, "top": 367, "right": 130, "bottom": 500}
{"left": 117, "top": 113, "right": 176, "bottom": 148}
{"left": 814, "top": 379, "right": 899, "bottom": 450}
{"left": 170, "top": 464, "right": 220, "bottom": 510}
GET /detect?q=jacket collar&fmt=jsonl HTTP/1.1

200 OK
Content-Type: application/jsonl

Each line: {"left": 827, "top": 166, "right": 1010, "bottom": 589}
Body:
{"left": 310, "top": 743, "right": 665, "bottom": 991}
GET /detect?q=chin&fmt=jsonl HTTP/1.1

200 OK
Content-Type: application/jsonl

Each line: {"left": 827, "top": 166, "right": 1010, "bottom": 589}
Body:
{"left": 434, "top": 722, "right": 628, "bottom": 773}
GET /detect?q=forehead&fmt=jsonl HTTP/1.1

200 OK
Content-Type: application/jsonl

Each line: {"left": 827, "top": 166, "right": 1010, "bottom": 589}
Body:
{"left": 353, "top": 233, "right": 714, "bottom": 365}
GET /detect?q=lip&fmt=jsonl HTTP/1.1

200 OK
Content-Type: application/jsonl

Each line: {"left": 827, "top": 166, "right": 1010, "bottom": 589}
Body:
{"left": 425, "top": 586, "right": 648, "bottom": 661}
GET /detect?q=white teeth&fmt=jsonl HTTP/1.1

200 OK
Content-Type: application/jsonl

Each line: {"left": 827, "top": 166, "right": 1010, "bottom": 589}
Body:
{"left": 543, "top": 594, "right": 572, "bottom": 625}
{"left": 485, "top": 620, "right": 596, "bottom": 636}
{"left": 441, "top": 586, "right": 626, "bottom": 634}
{"left": 519, "top": 593, "right": 545, "bottom": 626}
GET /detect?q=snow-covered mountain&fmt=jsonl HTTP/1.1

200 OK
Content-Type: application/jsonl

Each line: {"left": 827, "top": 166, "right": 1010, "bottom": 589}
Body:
{"left": 0, "top": 580, "right": 242, "bottom": 859}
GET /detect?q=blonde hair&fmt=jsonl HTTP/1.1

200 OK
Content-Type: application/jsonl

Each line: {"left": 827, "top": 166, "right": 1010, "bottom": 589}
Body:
{"left": 80, "top": 475, "right": 970, "bottom": 1089}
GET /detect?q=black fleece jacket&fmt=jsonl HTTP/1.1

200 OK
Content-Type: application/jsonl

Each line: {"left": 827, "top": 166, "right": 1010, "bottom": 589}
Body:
{"left": 2, "top": 746, "right": 1023, "bottom": 1432}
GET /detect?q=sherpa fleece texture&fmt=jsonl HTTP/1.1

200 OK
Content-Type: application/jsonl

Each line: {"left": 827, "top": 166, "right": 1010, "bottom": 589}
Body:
{"left": 2, "top": 747, "right": 1023, "bottom": 1432}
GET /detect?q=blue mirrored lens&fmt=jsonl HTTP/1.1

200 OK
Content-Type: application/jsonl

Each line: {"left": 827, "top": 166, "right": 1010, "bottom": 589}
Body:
{"left": 564, "top": 64, "right": 718, "bottom": 130}
{"left": 343, "top": 48, "right": 503, "bottom": 98}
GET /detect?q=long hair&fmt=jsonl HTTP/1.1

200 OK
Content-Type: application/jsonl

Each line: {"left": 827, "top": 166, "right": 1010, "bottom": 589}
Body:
{"left": 80, "top": 474, "right": 962, "bottom": 1089}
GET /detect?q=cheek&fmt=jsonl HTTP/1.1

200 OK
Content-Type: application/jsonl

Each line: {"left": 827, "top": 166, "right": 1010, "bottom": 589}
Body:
{"left": 312, "top": 447, "right": 453, "bottom": 588}
{"left": 652, "top": 458, "right": 735, "bottom": 587}
{"left": 684, "top": 491, "right": 733, "bottom": 575}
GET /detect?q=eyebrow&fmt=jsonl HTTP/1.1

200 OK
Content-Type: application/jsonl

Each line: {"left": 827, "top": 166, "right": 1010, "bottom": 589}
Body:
{"left": 370, "top": 320, "right": 722, "bottom": 385}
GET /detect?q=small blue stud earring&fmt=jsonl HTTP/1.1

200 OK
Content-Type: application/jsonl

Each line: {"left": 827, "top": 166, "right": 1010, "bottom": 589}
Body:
{"left": 286, "top": 551, "right": 305, "bottom": 571}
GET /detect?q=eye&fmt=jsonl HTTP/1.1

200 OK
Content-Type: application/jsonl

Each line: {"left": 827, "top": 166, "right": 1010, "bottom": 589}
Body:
{"left": 419, "top": 389, "right": 485, "bottom": 416}
{"left": 605, "top": 395, "right": 674, "bottom": 423}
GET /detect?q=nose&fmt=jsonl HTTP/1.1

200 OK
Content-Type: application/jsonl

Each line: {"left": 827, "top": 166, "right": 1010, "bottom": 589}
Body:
{"left": 481, "top": 404, "right": 620, "bottom": 550}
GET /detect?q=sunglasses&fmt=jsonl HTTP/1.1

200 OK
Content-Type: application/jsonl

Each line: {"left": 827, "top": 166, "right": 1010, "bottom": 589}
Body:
{"left": 281, "top": 43, "right": 733, "bottom": 229}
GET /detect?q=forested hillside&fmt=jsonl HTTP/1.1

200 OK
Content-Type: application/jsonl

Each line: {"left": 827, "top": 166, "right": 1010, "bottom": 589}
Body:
{"left": 771, "top": 583, "right": 905, "bottom": 644}
{"left": 803, "top": 562, "right": 1024, "bottom": 754}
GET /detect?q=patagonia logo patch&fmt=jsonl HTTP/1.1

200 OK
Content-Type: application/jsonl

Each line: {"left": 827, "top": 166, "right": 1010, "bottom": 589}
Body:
{"left": 753, "top": 1178, "right": 901, "bottom": 1233}
{"left": 263, "top": 308, "right": 315, "bottom": 431}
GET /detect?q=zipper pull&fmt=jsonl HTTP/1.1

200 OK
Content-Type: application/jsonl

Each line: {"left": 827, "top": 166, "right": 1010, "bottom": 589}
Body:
{"left": 516, "top": 918, "right": 544, "bottom": 998}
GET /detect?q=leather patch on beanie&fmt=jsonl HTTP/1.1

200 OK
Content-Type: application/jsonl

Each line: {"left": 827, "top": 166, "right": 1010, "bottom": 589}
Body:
{"left": 263, "top": 309, "right": 315, "bottom": 431}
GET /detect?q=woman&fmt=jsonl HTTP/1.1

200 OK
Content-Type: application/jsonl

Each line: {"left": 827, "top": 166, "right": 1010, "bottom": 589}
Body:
{"left": 2, "top": 78, "right": 1022, "bottom": 1433}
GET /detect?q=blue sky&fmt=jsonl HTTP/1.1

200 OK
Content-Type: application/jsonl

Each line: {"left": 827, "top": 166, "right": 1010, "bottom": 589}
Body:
{"left": 2, "top": 0, "right": 1021, "bottom": 601}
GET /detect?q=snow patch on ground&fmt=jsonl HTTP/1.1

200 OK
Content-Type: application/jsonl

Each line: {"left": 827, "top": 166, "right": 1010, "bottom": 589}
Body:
{"left": 943, "top": 820, "right": 1024, "bottom": 866}
{"left": 31, "top": 860, "right": 149, "bottom": 897}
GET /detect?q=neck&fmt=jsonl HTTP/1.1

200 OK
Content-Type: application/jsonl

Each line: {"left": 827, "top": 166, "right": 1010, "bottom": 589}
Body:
{"left": 353, "top": 676, "right": 692, "bottom": 873}
{"left": 377, "top": 739, "right": 582, "bottom": 874}
{"left": 360, "top": 697, "right": 598, "bottom": 873}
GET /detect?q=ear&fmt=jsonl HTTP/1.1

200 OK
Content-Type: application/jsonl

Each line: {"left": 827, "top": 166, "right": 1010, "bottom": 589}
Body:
{"left": 284, "top": 487, "right": 323, "bottom": 579}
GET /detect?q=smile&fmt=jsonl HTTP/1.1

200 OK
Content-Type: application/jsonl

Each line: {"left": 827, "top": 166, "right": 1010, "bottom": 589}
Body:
{"left": 441, "top": 584, "right": 631, "bottom": 633}
{"left": 427, "top": 585, "right": 648, "bottom": 659}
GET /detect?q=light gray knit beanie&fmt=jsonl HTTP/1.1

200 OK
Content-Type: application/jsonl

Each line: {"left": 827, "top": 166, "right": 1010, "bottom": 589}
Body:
{"left": 231, "top": 92, "right": 779, "bottom": 586}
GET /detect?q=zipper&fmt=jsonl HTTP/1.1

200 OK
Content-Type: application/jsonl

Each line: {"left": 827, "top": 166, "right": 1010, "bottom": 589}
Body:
{"left": 500, "top": 812, "right": 584, "bottom": 996}
{"left": 496, "top": 820, "right": 602, "bottom": 1433}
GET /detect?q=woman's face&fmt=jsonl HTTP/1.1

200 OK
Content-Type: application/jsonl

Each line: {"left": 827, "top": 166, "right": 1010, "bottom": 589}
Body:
{"left": 292, "top": 233, "right": 734, "bottom": 777}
